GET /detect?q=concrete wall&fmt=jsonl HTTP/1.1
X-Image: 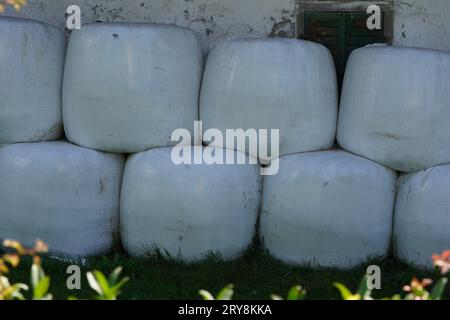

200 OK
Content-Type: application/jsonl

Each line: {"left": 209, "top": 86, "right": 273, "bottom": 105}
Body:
{"left": 3, "top": 0, "right": 450, "bottom": 52}
{"left": 3, "top": 0, "right": 298, "bottom": 54}
{"left": 393, "top": 0, "right": 450, "bottom": 51}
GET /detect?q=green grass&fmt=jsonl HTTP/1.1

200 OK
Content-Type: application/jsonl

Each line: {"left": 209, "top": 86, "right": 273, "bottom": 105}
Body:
{"left": 8, "top": 244, "right": 449, "bottom": 300}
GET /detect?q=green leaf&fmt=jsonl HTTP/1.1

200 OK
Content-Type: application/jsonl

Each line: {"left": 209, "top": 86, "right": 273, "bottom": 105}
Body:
{"left": 10, "top": 283, "right": 29, "bottom": 300}
{"left": 87, "top": 271, "right": 103, "bottom": 296}
{"left": 199, "top": 290, "right": 215, "bottom": 300}
{"left": 287, "top": 285, "right": 306, "bottom": 300}
{"left": 86, "top": 268, "right": 129, "bottom": 300}
{"left": 93, "top": 270, "right": 111, "bottom": 296}
{"left": 33, "top": 276, "right": 50, "bottom": 300}
{"left": 382, "top": 294, "right": 402, "bottom": 300}
{"left": 334, "top": 282, "right": 353, "bottom": 300}
{"left": 430, "top": 278, "right": 448, "bottom": 300}
{"left": 216, "top": 285, "right": 234, "bottom": 300}
{"left": 357, "top": 275, "right": 372, "bottom": 299}
{"left": 108, "top": 267, "right": 123, "bottom": 285}
{"left": 111, "top": 277, "right": 129, "bottom": 296}
{"left": 31, "top": 264, "right": 41, "bottom": 289}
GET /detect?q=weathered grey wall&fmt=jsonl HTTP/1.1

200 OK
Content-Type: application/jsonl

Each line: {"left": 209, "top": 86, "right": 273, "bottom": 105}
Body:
{"left": 3, "top": 0, "right": 450, "bottom": 52}
{"left": 3, "top": 0, "right": 298, "bottom": 54}
{"left": 393, "top": 0, "right": 450, "bottom": 51}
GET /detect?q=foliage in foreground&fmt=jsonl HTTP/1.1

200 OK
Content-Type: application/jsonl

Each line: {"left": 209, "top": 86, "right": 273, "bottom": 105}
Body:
{"left": 1, "top": 239, "right": 449, "bottom": 300}
{"left": 200, "top": 251, "right": 449, "bottom": 301}
{"left": 0, "top": 240, "right": 128, "bottom": 300}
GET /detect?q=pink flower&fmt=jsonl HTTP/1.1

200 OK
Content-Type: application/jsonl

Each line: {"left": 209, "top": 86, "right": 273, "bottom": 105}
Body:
{"left": 432, "top": 250, "right": 450, "bottom": 275}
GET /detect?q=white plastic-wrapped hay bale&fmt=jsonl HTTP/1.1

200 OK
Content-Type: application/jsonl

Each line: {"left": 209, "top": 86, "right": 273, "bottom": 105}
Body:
{"left": 394, "top": 165, "right": 450, "bottom": 269}
{"left": 338, "top": 46, "right": 450, "bottom": 172}
{"left": 121, "top": 146, "right": 262, "bottom": 261}
{"left": 260, "top": 150, "right": 397, "bottom": 268}
{"left": 200, "top": 38, "right": 338, "bottom": 161}
{"left": 63, "top": 23, "right": 203, "bottom": 153}
{"left": 0, "top": 142, "right": 124, "bottom": 257}
{"left": 0, "top": 17, "right": 65, "bottom": 144}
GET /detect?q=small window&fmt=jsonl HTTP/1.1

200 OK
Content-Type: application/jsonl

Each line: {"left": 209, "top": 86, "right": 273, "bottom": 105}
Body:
{"left": 299, "top": 11, "right": 390, "bottom": 88}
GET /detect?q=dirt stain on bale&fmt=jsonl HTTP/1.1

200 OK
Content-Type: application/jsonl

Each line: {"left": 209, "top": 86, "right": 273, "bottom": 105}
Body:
{"left": 370, "top": 132, "right": 411, "bottom": 141}
{"left": 31, "top": 122, "right": 63, "bottom": 141}
{"left": 98, "top": 179, "right": 105, "bottom": 194}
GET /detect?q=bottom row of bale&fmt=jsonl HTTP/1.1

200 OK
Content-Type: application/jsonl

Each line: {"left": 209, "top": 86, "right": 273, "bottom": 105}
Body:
{"left": 0, "top": 142, "right": 449, "bottom": 270}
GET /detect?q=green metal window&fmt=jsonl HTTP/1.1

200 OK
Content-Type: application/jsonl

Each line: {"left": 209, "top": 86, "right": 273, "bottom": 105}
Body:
{"left": 303, "top": 12, "right": 386, "bottom": 87}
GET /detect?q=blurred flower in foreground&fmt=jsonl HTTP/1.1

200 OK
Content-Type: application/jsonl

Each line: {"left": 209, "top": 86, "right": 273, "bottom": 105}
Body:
{"left": 0, "top": 0, "right": 27, "bottom": 13}
{"left": 403, "top": 278, "right": 433, "bottom": 300}
{"left": 433, "top": 250, "right": 450, "bottom": 275}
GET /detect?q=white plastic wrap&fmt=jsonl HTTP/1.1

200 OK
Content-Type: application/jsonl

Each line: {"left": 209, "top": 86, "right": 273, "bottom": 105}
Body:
{"left": 260, "top": 150, "right": 397, "bottom": 268}
{"left": 338, "top": 46, "right": 450, "bottom": 172}
{"left": 200, "top": 38, "right": 338, "bottom": 161}
{"left": 0, "top": 17, "right": 65, "bottom": 144}
{"left": 63, "top": 23, "right": 203, "bottom": 153}
{"left": 121, "top": 146, "right": 262, "bottom": 262}
{"left": 0, "top": 142, "right": 124, "bottom": 257}
{"left": 394, "top": 165, "right": 450, "bottom": 269}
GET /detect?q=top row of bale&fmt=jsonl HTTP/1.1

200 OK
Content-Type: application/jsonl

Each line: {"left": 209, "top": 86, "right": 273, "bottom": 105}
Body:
{"left": 1, "top": 17, "right": 450, "bottom": 173}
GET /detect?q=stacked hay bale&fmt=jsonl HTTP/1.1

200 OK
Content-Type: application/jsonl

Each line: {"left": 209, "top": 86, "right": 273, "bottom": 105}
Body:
{"left": 1, "top": 16, "right": 449, "bottom": 267}
{"left": 338, "top": 46, "right": 450, "bottom": 173}
{"left": 259, "top": 151, "right": 396, "bottom": 268}
{"left": 0, "top": 17, "right": 125, "bottom": 257}
{"left": 63, "top": 23, "right": 203, "bottom": 153}
{"left": 200, "top": 38, "right": 400, "bottom": 268}
{"left": 0, "top": 17, "right": 65, "bottom": 144}
{"left": 2, "top": 19, "right": 257, "bottom": 260}
{"left": 200, "top": 38, "right": 338, "bottom": 161}
{"left": 394, "top": 166, "right": 450, "bottom": 269}
{"left": 338, "top": 46, "right": 450, "bottom": 269}
{"left": 121, "top": 147, "right": 262, "bottom": 261}
{"left": 0, "top": 142, "right": 124, "bottom": 256}
{"left": 61, "top": 23, "right": 259, "bottom": 261}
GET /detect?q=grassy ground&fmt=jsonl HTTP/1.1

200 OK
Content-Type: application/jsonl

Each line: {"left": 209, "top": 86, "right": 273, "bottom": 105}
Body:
{"left": 8, "top": 244, "right": 449, "bottom": 300}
